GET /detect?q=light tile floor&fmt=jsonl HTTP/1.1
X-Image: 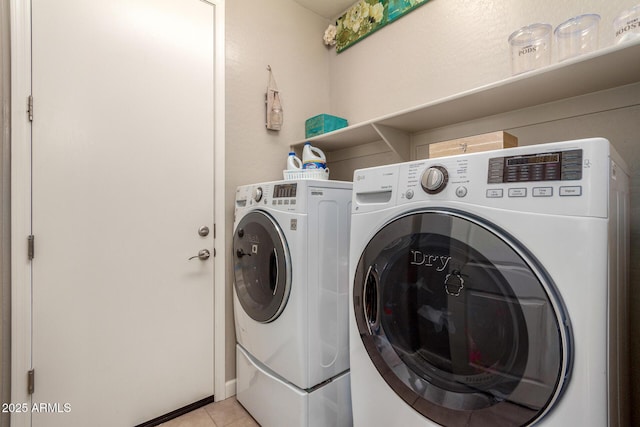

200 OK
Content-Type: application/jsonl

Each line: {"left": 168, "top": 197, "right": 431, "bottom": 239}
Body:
{"left": 159, "top": 397, "right": 259, "bottom": 427}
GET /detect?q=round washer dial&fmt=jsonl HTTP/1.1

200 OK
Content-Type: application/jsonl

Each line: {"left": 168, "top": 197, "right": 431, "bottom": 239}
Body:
{"left": 421, "top": 166, "right": 448, "bottom": 194}
{"left": 252, "top": 187, "right": 263, "bottom": 202}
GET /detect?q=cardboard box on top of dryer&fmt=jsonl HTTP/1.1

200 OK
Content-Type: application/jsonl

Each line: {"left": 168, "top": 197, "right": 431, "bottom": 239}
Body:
{"left": 428, "top": 131, "right": 518, "bottom": 158}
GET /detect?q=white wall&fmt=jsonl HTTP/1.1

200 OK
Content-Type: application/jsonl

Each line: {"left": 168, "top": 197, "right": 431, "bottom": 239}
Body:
{"left": 225, "top": 0, "right": 331, "bottom": 382}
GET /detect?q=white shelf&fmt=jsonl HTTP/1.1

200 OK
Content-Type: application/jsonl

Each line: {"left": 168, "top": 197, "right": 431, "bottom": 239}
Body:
{"left": 292, "top": 40, "right": 640, "bottom": 161}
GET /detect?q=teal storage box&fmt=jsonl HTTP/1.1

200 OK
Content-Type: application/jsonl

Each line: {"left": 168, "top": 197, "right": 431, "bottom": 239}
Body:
{"left": 305, "top": 114, "right": 348, "bottom": 138}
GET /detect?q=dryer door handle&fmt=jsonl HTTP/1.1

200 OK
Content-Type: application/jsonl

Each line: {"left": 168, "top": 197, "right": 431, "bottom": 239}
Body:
{"left": 363, "top": 265, "right": 380, "bottom": 335}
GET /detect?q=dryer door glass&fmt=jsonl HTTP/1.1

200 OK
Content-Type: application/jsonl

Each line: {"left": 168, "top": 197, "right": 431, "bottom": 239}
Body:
{"left": 234, "top": 211, "right": 291, "bottom": 323}
{"left": 353, "top": 210, "right": 571, "bottom": 426}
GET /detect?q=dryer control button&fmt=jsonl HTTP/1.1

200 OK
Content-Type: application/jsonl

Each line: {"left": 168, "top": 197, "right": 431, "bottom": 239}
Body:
{"left": 455, "top": 186, "right": 468, "bottom": 198}
{"left": 486, "top": 189, "right": 504, "bottom": 198}
{"left": 406, "top": 189, "right": 414, "bottom": 199}
{"left": 559, "top": 186, "right": 582, "bottom": 196}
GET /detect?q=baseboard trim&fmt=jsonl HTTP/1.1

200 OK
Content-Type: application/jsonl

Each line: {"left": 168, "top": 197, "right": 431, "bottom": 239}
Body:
{"left": 225, "top": 379, "right": 237, "bottom": 398}
{"left": 134, "top": 395, "right": 215, "bottom": 427}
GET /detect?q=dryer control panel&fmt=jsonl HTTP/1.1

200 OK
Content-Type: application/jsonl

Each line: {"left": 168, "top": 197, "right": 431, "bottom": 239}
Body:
{"left": 487, "top": 149, "right": 582, "bottom": 183}
{"left": 352, "top": 138, "right": 624, "bottom": 218}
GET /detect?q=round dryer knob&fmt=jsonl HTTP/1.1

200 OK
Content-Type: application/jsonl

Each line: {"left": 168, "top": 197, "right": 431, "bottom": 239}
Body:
{"left": 252, "top": 187, "right": 263, "bottom": 202}
{"left": 421, "top": 166, "right": 448, "bottom": 194}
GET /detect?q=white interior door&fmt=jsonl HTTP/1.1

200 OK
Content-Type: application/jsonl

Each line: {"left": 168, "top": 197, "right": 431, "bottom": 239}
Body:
{"left": 31, "top": 1, "right": 215, "bottom": 425}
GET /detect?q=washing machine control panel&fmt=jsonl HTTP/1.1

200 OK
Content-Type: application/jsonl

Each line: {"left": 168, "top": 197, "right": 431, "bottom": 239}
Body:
{"left": 272, "top": 183, "right": 297, "bottom": 198}
{"left": 251, "top": 183, "right": 298, "bottom": 203}
{"left": 236, "top": 182, "right": 302, "bottom": 213}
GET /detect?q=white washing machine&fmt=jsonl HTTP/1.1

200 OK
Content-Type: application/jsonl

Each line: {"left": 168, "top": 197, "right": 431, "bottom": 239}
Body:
{"left": 233, "top": 179, "right": 353, "bottom": 427}
{"left": 348, "top": 138, "right": 629, "bottom": 426}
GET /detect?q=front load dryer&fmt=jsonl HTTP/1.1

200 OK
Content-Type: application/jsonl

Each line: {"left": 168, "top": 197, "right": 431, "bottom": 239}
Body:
{"left": 233, "top": 179, "right": 353, "bottom": 427}
{"left": 348, "top": 138, "right": 629, "bottom": 426}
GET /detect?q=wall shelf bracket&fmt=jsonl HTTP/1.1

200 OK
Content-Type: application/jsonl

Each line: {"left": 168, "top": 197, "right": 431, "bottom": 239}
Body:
{"left": 371, "top": 123, "right": 410, "bottom": 161}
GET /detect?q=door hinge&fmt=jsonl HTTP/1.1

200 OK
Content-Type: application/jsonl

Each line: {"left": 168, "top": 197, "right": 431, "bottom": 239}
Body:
{"left": 28, "top": 95, "right": 33, "bottom": 121}
{"left": 28, "top": 235, "right": 35, "bottom": 260}
{"left": 27, "top": 369, "right": 35, "bottom": 394}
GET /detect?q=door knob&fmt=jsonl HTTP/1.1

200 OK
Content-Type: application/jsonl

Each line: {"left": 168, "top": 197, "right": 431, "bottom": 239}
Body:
{"left": 189, "top": 249, "right": 211, "bottom": 261}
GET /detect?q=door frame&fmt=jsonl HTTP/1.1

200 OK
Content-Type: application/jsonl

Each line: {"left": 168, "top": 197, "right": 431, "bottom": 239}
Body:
{"left": 9, "top": 1, "right": 227, "bottom": 426}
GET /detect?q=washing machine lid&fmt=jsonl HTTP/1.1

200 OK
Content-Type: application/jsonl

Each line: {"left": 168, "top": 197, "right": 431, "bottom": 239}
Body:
{"left": 233, "top": 210, "right": 291, "bottom": 323}
{"left": 353, "top": 209, "right": 572, "bottom": 426}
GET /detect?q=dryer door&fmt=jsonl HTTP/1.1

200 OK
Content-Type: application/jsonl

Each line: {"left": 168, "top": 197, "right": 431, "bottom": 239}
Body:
{"left": 353, "top": 209, "right": 572, "bottom": 426}
{"left": 234, "top": 211, "right": 291, "bottom": 323}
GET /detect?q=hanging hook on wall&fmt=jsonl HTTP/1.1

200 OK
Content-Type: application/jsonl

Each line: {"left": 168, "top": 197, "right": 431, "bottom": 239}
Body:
{"left": 266, "top": 65, "right": 283, "bottom": 131}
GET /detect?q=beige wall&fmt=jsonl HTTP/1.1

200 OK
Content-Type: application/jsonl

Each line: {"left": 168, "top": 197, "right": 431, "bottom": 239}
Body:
{"left": 225, "top": 0, "right": 331, "bottom": 382}
{"left": 226, "top": 1, "right": 640, "bottom": 422}
{"left": 328, "top": 0, "right": 638, "bottom": 123}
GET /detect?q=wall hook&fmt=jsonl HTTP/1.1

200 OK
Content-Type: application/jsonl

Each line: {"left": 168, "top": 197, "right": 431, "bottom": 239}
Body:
{"left": 266, "top": 66, "right": 282, "bottom": 131}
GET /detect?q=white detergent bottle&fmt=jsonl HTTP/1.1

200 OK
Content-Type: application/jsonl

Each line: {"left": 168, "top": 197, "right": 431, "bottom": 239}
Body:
{"left": 287, "top": 152, "right": 302, "bottom": 170}
{"left": 302, "top": 142, "right": 326, "bottom": 169}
